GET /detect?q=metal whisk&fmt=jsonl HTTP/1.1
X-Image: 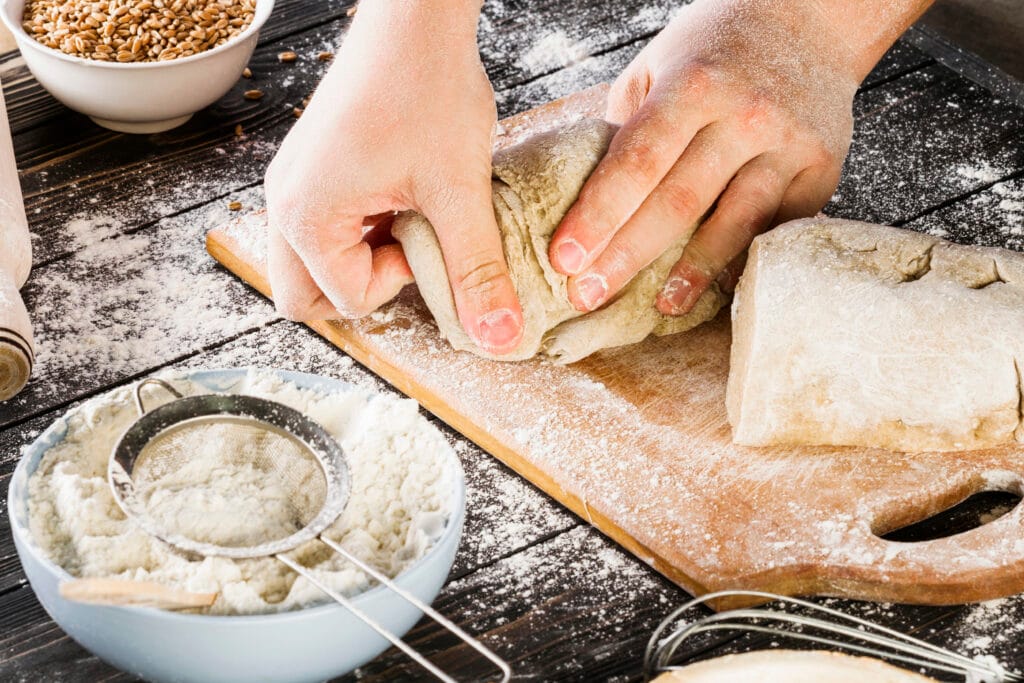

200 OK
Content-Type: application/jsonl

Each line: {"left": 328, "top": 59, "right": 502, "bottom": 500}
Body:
{"left": 644, "top": 590, "right": 1021, "bottom": 682}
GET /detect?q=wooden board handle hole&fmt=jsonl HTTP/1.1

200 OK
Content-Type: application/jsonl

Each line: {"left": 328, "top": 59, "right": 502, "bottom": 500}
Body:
{"left": 880, "top": 489, "right": 1021, "bottom": 543}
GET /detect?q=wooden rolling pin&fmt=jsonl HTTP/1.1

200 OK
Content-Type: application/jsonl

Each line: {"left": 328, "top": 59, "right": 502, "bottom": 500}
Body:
{"left": 0, "top": 83, "right": 32, "bottom": 401}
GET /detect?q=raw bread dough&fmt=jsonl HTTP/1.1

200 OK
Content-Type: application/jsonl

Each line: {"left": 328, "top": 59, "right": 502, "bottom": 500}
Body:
{"left": 392, "top": 119, "right": 726, "bottom": 363}
{"left": 728, "top": 217, "right": 1024, "bottom": 452}
{"left": 653, "top": 650, "right": 936, "bottom": 682}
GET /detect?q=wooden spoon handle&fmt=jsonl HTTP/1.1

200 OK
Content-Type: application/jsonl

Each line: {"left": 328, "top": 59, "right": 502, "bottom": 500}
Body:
{"left": 60, "top": 578, "right": 217, "bottom": 610}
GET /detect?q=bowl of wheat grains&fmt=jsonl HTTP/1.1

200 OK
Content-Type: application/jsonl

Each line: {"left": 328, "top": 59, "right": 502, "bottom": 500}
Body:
{"left": 1, "top": 0, "right": 273, "bottom": 133}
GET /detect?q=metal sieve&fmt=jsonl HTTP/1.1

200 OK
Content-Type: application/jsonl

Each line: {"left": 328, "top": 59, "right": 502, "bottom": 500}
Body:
{"left": 106, "top": 377, "right": 510, "bottom": 683}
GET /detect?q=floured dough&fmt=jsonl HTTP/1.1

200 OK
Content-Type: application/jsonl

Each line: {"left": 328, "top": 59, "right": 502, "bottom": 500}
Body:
{"left": 653, "top": 650, "right": 936, "bottom": 682}
{"left": 392, "top": 119, "right": 726, "bottom": 363}
{"left": 728, "top": 218, "right": 1024, "bottom": 452}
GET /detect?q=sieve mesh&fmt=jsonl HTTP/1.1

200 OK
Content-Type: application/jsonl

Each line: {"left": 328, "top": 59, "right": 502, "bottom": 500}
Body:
{"left": 130, "top": 418, "right": 329, "bottom": 548}
{"left": 101, "top": 377, "right": 509, "bottom": 682}
{"left": 109, "top": 384, "right": 351, "bottom": 559}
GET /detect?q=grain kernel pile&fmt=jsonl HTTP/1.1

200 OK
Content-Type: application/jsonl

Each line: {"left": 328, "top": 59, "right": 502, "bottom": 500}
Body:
{"left": 22, "top": 0, "right": 256, "bottom": 63}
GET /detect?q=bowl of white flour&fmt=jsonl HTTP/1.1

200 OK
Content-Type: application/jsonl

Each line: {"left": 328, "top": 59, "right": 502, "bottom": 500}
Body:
{"left": 8, "top": 368, "right": 465, "bottom": 683}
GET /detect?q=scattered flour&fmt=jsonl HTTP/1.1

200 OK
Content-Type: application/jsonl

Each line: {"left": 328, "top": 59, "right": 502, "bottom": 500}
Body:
{"left": 479, "top": 0, "right": 675, "bottom": 92}
{"left": 955, "top": 162, "right": 1007, "bottom": 184}
{"left": 64, "top": 214, "right": 124, "bottom": 252}
{"left": 944, "top": 597, "right": 1024, "bottom": 672}
{"left": 23, "top": 185, "right": 275, "bottom": 401}
{"left": 908, "top": 178, "right": 1024, "bottom": 251}
{"left": 520, "top": 31, "right": 590, "bottom": 73}
{"left": 27, "top": 369, "right": 457, "bottom": 615}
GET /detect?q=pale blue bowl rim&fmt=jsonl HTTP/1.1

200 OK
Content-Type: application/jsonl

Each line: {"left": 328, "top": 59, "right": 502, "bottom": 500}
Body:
{"left": 8, "top": 366, "right": 467, "bottom": 624}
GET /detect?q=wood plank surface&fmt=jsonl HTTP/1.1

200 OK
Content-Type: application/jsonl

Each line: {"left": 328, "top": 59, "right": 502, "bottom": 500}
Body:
{"left": 3, "top": 0, "right": 1024, "bottom": 680}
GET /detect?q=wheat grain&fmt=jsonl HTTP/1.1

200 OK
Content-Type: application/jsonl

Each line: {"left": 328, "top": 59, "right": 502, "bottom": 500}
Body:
{"left": 23, "top": 0, "right": 256, "bottom": 63}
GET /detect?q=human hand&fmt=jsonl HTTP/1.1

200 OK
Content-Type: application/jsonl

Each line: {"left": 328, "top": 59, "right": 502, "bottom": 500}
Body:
{"left": 547, "top": 0, "right": 874, "bottom": 315}
{"left": 264, "top": 1, "right": 524, "bottom": 354}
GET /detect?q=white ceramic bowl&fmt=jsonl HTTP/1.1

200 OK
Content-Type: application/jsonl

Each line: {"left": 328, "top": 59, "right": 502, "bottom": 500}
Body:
{"left": 0, "top": 0, "right": 274, "bottom": 133}
{"left": 9, "top": 368, "right": 466, "bottom": 683}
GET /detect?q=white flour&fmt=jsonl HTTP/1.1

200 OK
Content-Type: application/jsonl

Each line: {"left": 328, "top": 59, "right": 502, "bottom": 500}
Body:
{"left": 134, "top": 421, "right": 327, "bottom": 549}
{"left": 26, "top": 369, "right": 457, "bottom": 615}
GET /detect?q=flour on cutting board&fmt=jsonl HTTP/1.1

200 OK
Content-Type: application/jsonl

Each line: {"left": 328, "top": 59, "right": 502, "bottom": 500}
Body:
{"left": 215, "top": 176, "right": 1024, "bottom": 598}
{"left": 27, "top": 369, "right": 455, "bottom": 615}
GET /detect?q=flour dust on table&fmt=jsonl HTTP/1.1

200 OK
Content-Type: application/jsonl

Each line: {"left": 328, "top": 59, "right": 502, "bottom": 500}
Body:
{"left": 26, "top": 369, "right": 456, "bottom": 615}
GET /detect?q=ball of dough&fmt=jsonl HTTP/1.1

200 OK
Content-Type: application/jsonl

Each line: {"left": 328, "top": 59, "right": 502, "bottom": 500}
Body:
{"left": 393, "top": 119, "right": 726, "bottom": 363}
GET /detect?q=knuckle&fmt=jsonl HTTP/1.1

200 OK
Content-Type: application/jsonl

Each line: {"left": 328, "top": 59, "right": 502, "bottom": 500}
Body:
{"left": 608, "top": 70, "right": 650, "bottom": 123}
{"left": 601, "top": 238, "right": 646, "bottom": 280}
{"left": 729, "top": 194, "right": 776, "bottom": 233}
{"left": 681, "top": 243, "right": 717, "bottom": 279}
{"left": 658, "top": 180, "right": 703, "bottom": 221}
{"left": 721, "top": 175, "right": 781, "bottom": 230}
{"left": 738, "top": 175, "right": 778, "bottom": 209}
{"left": 736, "top": 91, "right": 774, "bottom": 131}
{"left": 419, "top": 176, "right": 492, "bottom": 225}
{"left": 671, "top": 59, "right": 718, "bottom": 98}
{"left": 617, "top": 138, "right": 665, "bottom": 188}
{"left": 804, "top": 142, "right": 837, "bottom": 168}
{"left": 453, "top": 256, "right": 509, "bottom": 299}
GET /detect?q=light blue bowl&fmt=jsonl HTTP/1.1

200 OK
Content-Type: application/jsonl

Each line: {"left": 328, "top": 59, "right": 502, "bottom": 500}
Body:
{"left": 8, "top": 368, "right": 466, "bottom": 683}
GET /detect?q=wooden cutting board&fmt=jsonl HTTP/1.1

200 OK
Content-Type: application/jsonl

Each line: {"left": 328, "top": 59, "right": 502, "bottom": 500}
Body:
{"left": 207, "top": 85, "right": 1024, "bottom": 609}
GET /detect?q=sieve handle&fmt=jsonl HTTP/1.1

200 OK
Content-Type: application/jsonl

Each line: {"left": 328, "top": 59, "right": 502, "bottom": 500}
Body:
{"left": 277, "top": 538, "right": 511, "bottom": 683}
{"left": 134, "top": 378, "right": 183, "bottom": 416}
{"left": 60, "top": 578, "right": 217, "bottom": 610}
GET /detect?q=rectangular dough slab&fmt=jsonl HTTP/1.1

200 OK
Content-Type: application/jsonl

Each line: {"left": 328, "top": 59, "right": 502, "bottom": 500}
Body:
{"left": 727, "top": 218, "right": 1024, "bottom": 452}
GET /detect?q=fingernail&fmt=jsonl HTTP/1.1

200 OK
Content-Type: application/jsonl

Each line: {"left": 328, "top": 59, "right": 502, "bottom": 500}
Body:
{"left": 555, "top": 239, "right": 587, "bottom": 274}
{"left": 659, "top": 276, "right": 700, "bottom": 315}
{"left": 575, "top": 273, "right": 608, "bottom": 311}
{"left": 476, "top": 308, "right": 522, "bottom": 352}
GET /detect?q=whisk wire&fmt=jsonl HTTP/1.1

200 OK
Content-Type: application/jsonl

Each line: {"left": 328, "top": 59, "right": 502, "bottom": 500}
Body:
{"left": 644, "top": 590, "right": 1019, "bottom": 683}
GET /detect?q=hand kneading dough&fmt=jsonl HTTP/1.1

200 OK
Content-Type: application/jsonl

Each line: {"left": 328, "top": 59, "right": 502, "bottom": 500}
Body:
{"left": 728, "top": 217, "right": 1024, "bottom": 453}
{"left": 392, "top": 119, "right": 726, "bottom": 363}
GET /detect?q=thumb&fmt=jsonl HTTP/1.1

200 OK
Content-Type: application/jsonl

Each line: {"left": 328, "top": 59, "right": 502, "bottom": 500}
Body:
{"left": 420, "top": 178, "right": 524, "bottom": 355}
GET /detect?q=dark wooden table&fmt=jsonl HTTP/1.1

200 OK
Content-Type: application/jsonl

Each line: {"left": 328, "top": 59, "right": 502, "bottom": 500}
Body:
{"left": 2, "top": 1, "right": 1024, "bottom": 681}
